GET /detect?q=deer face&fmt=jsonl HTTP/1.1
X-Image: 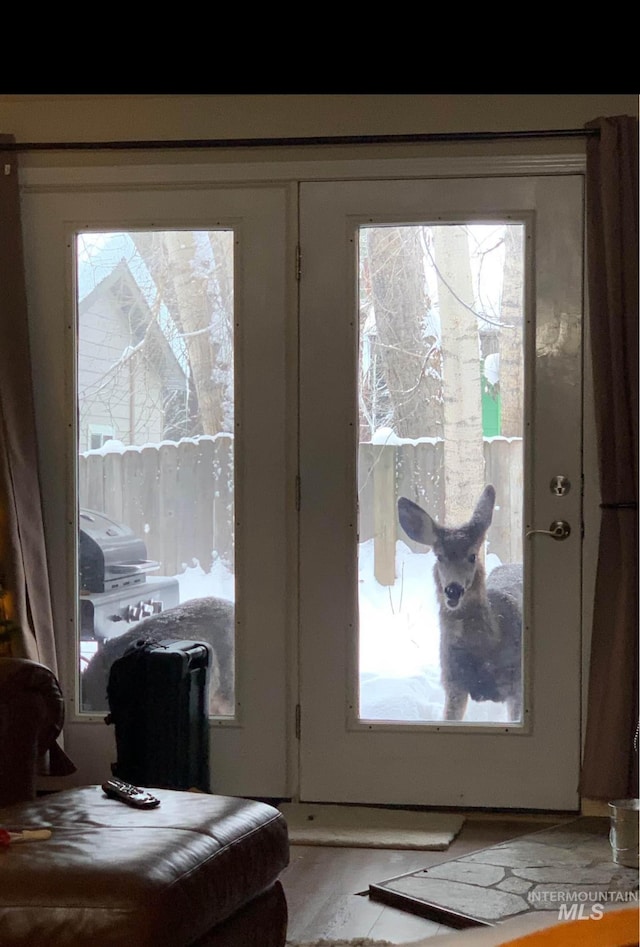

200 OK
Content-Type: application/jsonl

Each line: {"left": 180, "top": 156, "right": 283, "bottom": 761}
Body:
{"left": 430, "top": 529, "right": 485, "bottom": 609}
{"left": 397, "top": 486, "right": 496, "bottom": 611}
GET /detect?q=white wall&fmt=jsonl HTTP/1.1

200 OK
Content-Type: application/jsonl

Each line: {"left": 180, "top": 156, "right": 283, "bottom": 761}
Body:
{"left": 1, "top": 94, "right": 637, "bottom": 164}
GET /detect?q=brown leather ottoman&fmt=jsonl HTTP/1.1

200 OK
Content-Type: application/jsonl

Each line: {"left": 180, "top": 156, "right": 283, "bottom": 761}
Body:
{"left": 0, "top": 786, "right": 289, "bottom": 946}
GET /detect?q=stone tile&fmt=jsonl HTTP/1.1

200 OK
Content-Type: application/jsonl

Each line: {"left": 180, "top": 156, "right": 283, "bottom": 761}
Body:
{"left": 515, "top": 866, "right": 623, "bottom": 884}
{"left": 462, "top": 841, "right": 594, "bottom": 869}
{"left": 373, "top": 817, "right": 640, "bottom": 927}
{"left": 386, "top": 876, "right": 529, "bottom": 922}
{"left": 610, "top": 870, "right": 640, "bottom": 891}
{"left": 497, "top": 876, "right": 533, "bottom": 895}
{"left": 424, "top": 862, "right": 505, "bottom": 886}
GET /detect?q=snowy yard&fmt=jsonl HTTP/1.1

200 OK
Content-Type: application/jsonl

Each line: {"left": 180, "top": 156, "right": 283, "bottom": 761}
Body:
{"left": 175, "top": 537, "right": 511, "bottom": 725}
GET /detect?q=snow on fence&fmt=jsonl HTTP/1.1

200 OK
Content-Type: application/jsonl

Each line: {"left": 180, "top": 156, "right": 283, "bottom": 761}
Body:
{"left": 79, "top": 435, "right": 522, "bottom": 583}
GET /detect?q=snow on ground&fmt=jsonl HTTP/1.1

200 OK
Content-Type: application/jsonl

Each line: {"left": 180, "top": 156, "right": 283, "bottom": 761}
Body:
{"left": 173, "top": 539, "right": 510, "bottom": 725}
{"left": 357, "top": 539, "right": 509, "bottom": 722}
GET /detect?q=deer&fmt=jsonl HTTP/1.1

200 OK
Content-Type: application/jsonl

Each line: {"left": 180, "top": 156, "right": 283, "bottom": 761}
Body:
{"left": 397, "top": 485, "right": 523, "bottom": 722}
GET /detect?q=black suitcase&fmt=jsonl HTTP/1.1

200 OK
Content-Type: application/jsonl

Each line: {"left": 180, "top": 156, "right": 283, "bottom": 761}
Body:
{"left": 105, "top": 637, "right": 212, "bottom": 792}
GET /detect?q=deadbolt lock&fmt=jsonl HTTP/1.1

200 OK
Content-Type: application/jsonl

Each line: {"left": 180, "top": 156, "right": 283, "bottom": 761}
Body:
{"left": 550, "top": 475, "right": 571, "bottom": 497}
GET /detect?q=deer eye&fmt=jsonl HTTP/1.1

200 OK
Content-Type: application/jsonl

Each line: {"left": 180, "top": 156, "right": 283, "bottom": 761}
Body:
{"left": 468, "top": 554, "right": 477, "bottom": 563}
{"left": 436, "top": 554, "right": 444, "bottom": 562}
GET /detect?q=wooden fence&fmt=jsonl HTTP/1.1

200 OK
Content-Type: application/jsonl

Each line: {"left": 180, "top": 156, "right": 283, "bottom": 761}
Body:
{"left": 79, "top": 435, "right": 522, "bottom": 583}
{"left": 79, "top": 435, "right": 235, "bottom": 578}
{"left": 358, "top": 438, "right": 523, "bottom": 584}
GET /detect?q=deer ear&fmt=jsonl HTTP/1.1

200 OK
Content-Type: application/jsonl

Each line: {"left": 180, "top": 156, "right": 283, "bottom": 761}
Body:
{"left": 471, "top": 485, "right": 496, "bottom": 532}
{"left": 397, "top": 497, "right": 438, "bottom": 547}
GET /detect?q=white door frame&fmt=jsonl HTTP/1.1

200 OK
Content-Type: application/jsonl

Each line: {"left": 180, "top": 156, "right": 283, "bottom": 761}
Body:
{"left": 21, "top": 153, "right": 593, "bottom": 806}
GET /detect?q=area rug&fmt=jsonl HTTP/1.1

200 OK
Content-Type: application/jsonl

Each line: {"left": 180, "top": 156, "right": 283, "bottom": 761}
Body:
{"left": 284, "top": 909, "right": 640, "bottom": 946}
{"left": 369, "top": 817, "right": 639, "bottom": 928}
{"left": 286, "top": 940, "right": 396, "bottom": 947}
{"left": 279, "top": 803, "right": 465, "bottom": 850}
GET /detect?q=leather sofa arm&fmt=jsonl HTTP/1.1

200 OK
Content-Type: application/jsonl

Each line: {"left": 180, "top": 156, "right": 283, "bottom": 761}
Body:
{"left": 0, "top": 658, "right": 75, "bottom": 806}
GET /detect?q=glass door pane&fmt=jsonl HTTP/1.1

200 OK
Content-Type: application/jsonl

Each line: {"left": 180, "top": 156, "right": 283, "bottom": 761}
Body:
{"left": 76, "top": 230, "right": 236, "bottom": 717}
{"left": 358, "top": 222, "right": 524, "bottom": 724}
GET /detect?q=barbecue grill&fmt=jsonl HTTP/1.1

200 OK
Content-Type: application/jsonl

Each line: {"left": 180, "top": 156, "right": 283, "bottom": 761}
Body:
{"left": 79, "top": 509, "right": 179, "bottom": 642}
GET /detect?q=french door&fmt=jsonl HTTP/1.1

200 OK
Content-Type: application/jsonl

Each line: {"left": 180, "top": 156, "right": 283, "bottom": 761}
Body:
{"left": 21, "top": 162, "right": 584, "bottom": 808}
{"left": 21, "top": 181, "right": 291, "bottom": 797}
{"left": 298, "top": 175, "right": 584, "bottom": 809}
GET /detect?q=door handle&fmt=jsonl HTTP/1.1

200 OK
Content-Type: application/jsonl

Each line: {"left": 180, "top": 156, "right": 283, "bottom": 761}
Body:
{"left": 526, "top": 520, "right": 571, "bottom": 541}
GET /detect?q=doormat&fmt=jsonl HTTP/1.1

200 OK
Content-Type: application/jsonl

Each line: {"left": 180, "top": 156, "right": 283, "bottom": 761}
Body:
{"left": 369, "top": 817, "right": 639, "bottom": 927}
{"left": 279, "top": 803, "right": 465, "bottom": 850}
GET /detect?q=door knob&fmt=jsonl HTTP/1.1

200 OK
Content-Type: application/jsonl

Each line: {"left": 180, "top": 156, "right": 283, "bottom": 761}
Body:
{"left": 526, "top": 520, "right": 571, "bottom": 541}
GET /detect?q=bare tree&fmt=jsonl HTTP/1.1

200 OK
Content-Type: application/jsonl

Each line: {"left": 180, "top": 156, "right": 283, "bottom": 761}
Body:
{"left": 362, "top": 226, "right": 442, "bottom": 439}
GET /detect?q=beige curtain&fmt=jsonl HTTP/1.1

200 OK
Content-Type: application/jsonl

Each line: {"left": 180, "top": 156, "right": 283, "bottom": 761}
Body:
{"left": 580, "top": 116, "right": 639, "bottom": 800}
{"left": 0, "top": 134, "right": 59, "bottom": 674}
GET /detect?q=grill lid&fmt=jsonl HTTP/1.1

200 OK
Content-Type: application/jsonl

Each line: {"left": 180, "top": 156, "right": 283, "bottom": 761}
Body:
{"left": 79, "top": 509, "right": 159, "bottom": 593}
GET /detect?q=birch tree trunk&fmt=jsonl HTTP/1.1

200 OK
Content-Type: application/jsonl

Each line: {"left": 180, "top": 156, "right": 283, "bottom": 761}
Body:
{"left": 162, "top": 231, "right": 223, "bottom": 435}
{"left": 498, "top": 226, "right": 524, "bottom": 437}
{"left": 433, "top": 226, "right": 484, "bottom": 524}
{"left": 131, "top": 231, "right": 234, "bottom": 437}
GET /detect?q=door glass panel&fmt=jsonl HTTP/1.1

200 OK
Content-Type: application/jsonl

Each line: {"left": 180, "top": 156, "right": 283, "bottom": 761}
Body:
{"left": 76, "top": 230, "right": 235, "bottom": 717}
{"left": 357, "top": 222, "right": 524, "bottom": 724}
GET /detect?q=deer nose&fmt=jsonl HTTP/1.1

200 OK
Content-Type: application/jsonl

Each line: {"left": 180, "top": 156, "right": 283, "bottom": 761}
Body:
{"left": 444, "top": 583, "right": 464, "bottom": 604}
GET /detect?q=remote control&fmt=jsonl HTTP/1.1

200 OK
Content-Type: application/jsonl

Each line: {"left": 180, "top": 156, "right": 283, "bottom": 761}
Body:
{"left": 101, "top": 778, "right": 161, "bottom": 809}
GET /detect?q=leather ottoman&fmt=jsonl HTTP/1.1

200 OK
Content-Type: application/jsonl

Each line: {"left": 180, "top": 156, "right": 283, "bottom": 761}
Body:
{"left": 0, "top": 786, "right": 289, "bottom": 946}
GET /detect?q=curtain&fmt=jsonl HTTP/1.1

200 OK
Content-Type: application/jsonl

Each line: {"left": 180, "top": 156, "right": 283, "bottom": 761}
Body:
{"left": 0, "top": 134, "right": 60, "bottom": 674}
{"left": 580, "top": 116, "right": 639, "bottom": 800}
